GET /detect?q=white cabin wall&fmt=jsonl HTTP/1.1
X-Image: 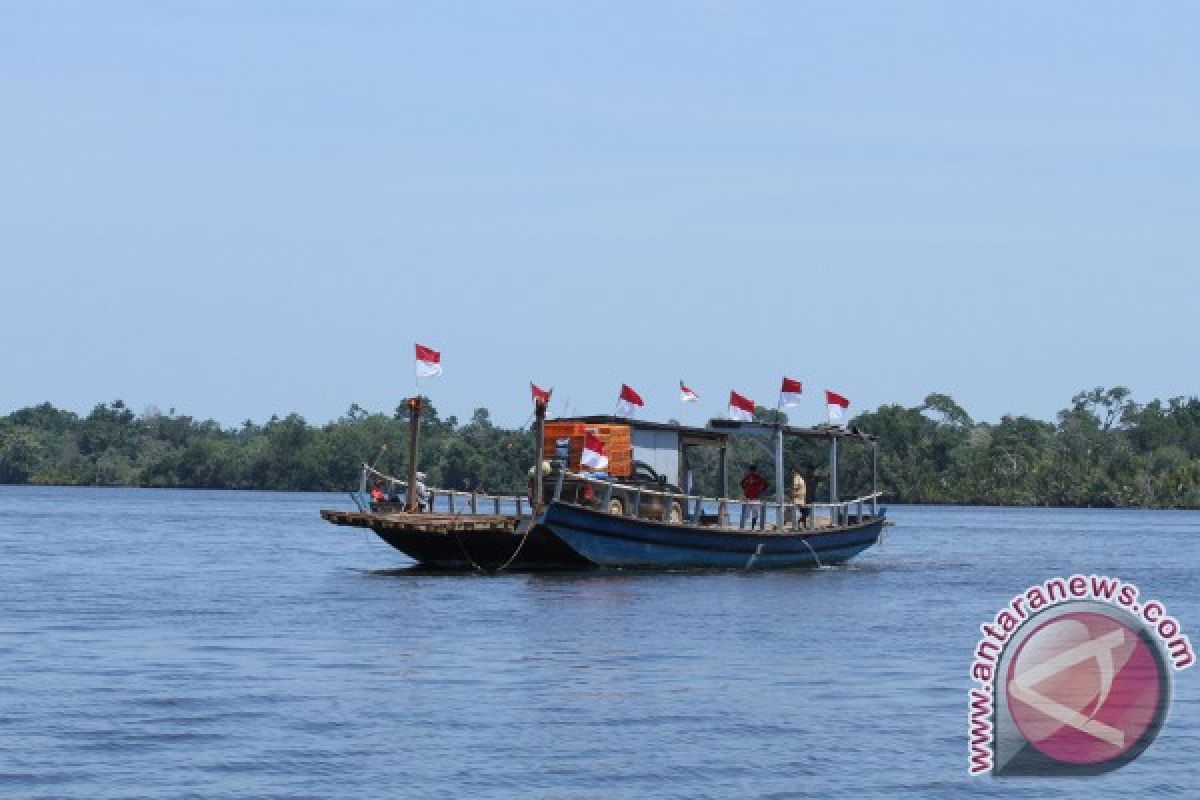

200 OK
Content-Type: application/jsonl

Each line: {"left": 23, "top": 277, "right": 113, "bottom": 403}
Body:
{"left": 631, "top": 429, "right": 680, "bottom": 485}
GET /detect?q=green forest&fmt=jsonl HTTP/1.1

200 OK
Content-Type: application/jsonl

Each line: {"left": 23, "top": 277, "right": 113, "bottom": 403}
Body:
{"left": 1, "top": 387, "right": 1198, "bottom": 508}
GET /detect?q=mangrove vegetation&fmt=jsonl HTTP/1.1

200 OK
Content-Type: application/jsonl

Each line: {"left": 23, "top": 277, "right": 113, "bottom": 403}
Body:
{"left": 1, "top": 387, "right": 1197, "bottom": 508}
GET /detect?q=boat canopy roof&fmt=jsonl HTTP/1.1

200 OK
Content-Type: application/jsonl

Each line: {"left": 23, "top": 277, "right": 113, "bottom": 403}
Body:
{"left": 553, "top": 415, "right": 727, "bottom": 445}
{"left": 554, "top": 415, "right": 875, "bottom": 444}
{"left": 707, "top": 419, "right": 877, "bottom": 442}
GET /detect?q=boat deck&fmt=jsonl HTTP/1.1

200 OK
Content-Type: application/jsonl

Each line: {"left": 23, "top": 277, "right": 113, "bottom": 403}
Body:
{"left": 320, "top": 509, "right": 526, "bottom": 534}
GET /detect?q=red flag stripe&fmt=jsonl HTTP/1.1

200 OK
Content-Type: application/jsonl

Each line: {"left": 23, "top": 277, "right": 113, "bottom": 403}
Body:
{"left": 531, "top": 383, "right": 551, "bottom": 404}
{"left": 780, "top": 377, "right": 803, "bottom": 394}
{"left": 619, "top": 384, "right": 644, "bottom": 406}
{"left": 825, "top": 390, "right": 849, "bottom": 408}
{"left": 415, "top": 343, "right": 440, "bottom": 363}
{"left": 729, "top": 391, "right": 755, "bottom": 413}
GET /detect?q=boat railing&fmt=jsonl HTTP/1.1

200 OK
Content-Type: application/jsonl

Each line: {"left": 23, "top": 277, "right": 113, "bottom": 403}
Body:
{"left": 360, "top": 464, "right": 532, "bottom": 516}
{"left": 556, "top": 469, "right": 882, "bottom": 532}
{"left": 358, "top": 461, "right": 882, "bottom": 529}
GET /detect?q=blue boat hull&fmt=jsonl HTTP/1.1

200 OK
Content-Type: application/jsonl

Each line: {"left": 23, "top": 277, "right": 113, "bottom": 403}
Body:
{"left": 541, "top": 502, "right": 885, "bottom": 569}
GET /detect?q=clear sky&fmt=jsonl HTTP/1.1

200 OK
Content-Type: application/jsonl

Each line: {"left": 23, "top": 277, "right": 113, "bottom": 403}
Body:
{"left": 2, "top": 2, "right": 1197, "bottom": 429}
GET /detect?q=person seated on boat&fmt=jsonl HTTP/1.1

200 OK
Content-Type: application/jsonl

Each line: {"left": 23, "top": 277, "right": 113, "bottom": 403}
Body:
{"left": 414, "top": 472, "right": 431, "bottom": 512}
{"left": 739, "top": 465, "right": 768, "bottom": 528}
{"left": 369, "top": 481, "right": 387, "bottom": 504}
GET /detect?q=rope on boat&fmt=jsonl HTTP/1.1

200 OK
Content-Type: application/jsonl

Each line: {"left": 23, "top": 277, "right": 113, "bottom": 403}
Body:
{"left": 441, "top": 497, "right": 535, "bottom": 574}
{"left": 450, "top": 530, "right": 487, "bottom": 573}
{"left": 798, "top": 535, "right": 825, "bottom": 569}
{"left": 493, "top": 519, "right": 536, "bottom": 573}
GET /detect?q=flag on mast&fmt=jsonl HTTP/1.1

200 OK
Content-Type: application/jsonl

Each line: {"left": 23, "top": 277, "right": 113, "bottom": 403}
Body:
{"left": 615, "top": 384, "right": 644, "bottom": 418}
{"left": 414, "top": 343, "right": 442, "bottom": 377}
{"left": 531, "top": 383, "right": 551, "bottom": 407}
{"left": 728, "top": 390, "right": 755, "bottom": 422}
{"left": 679, "top": 381, "right": 699, "bottom": 403}
{"left": 580, "top": 431, "right": 609, "bottom": 470}
{"left": 825, "top": 390, "right": 850, "bottom": 425}
{"left": 779, "top": 377, "right": 803, "bottom": 408}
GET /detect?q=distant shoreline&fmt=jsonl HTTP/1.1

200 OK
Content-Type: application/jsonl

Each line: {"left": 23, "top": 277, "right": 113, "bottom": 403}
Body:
{"left": 2, "top": 482, "right": 1196, "bottom": 512}
{"left": 2, "top": 389, "right": 1197, "bottom": 510}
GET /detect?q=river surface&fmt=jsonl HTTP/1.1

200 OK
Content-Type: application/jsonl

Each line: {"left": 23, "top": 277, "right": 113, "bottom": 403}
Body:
{"left": 1, "top": 486, "right": 1197, "bottom": 798}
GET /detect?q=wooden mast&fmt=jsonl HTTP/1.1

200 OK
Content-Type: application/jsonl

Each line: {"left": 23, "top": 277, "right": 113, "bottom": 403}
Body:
{"left": 532, "top": 398, "right": 547, "bottom": 514}
{"left": 406, "top": 396, "right": 422, "bottom": 512}
{"left": 829, "top": 433, "right": 839, "bottom": 520}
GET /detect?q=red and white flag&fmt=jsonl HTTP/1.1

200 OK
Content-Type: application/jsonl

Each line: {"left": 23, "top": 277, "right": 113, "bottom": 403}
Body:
{"left": 414, "top": 343, "right": 442, "bottom": 377}
{"left": 826, "top": 389, "right": 850, "bottom": 424}
{"left": 615, "top": 384, "right": 644, "bottom": 418}
{"left": 580, "top": 431, "right": 609, "bottom": 470}
{"left": 679, "top": 381, "right": 699, "bottom": 403}
{"left": 531, "top": 383, "right": 551, "bottom": 407}
{"left": 779, "top": 377, "right": 803, "bottom": 408}
{"left": 728, "top": 390, "right": 755, "bottom": 422}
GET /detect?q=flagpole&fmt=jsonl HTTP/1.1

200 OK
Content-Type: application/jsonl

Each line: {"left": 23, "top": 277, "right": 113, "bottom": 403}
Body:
{"left": 406, "top": 394, "right": 421, "bottom": 513}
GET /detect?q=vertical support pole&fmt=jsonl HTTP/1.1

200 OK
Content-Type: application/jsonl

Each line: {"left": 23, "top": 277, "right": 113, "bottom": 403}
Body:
{"left": 775, "top": 425, "right": 785, "bottom": 530}
{"left": 871, "top": 439, "right": 879, "bottom": 515}
{"left": 406, "top": 397, "right": 422, "bottom": 512}
{"left": 532, "top": 399, "right": 547, "bottom": 515}
{"left": 829, "top": 434, "right": 839, "bottom": 526}
{"left": 719, "top": 443, "right": 728, "bottom": 501}
{"left": 359, "top": 463, "right": 368, "bottom": 503}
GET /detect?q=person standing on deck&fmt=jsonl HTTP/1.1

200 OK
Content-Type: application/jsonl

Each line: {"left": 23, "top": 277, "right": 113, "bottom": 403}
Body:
{"left": 801, "top": 464, "right": 818, "bottom": 526}
{"left": 739, "top": 465, "right": 768, "bottom": 528}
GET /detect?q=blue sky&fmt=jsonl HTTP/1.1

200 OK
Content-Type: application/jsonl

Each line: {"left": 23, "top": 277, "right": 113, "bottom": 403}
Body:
{"left": 2, "top": 2, "right": 1197, "bottom": 428}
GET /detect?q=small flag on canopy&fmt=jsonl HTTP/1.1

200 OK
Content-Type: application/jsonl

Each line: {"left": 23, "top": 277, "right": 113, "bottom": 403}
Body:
{"left": 779, "top": 377, "right": 803, "bottom": 408}
{"left": 615, "top": 384, "right": 644, "bottom": 418}
{"left": 728, "top": 390, "right": 755, "bottom": 422}
{"left": 415, "top": 343, "right": 442, "bottom": 377}
{"left": 580, "top": 431, "right": 609, "bottom": 470}
{"left": 531, "top": 383, "right": 551, "bottom": 407}
{"left": 679, "top": 381, "right": 699, "bottom": 403}
{"left": 826, "top": 389, "right": 850, "bottom": 424}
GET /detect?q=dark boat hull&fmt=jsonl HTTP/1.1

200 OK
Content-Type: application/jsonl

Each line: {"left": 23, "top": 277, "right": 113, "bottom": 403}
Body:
{"left": 321, "top": 509, "right": 591, "bottom": 570}
{"left": 369, "top": 526, "right": 591, "bottom": 571}
{"left": 541, "top": 502, "right": 885, "bottom": 569}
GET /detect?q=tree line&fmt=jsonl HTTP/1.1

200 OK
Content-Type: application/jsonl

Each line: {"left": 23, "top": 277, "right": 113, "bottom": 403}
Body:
{"left": 0, "top": 387, "right": 1197, "bottom": 508}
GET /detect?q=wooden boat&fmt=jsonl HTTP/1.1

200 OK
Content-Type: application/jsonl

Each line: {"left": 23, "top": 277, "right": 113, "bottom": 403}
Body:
{"left": 541, "top": 502, "right": 883, "bottom": 569}
{"left": 534, "top": 416, "right": 886, "bottom": 569}
{"left": 320, "top": 399, "right": 888, "bottom": 571}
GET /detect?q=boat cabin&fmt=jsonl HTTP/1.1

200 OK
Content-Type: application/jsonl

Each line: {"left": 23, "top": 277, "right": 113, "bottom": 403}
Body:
{"left": 545, "top": 415, "right": 878, "bottom": 512}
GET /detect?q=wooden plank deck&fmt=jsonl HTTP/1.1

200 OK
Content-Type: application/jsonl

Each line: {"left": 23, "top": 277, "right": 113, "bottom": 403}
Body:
{"left": 320, "top": 509, "right": 525, "bottom": 534}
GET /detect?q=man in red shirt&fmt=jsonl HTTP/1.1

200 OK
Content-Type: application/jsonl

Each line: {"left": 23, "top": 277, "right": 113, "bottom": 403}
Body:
{"left": 740, "top": 465, "right": 768, "bottom": 499}
{"left": 739, "top": 465, "right": 769, "bottom": 528}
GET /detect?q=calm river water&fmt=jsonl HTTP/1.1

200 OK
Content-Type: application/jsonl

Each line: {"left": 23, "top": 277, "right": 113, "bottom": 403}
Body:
{"left": 1, "top": 486, "right": 1197, "bottom": 798}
